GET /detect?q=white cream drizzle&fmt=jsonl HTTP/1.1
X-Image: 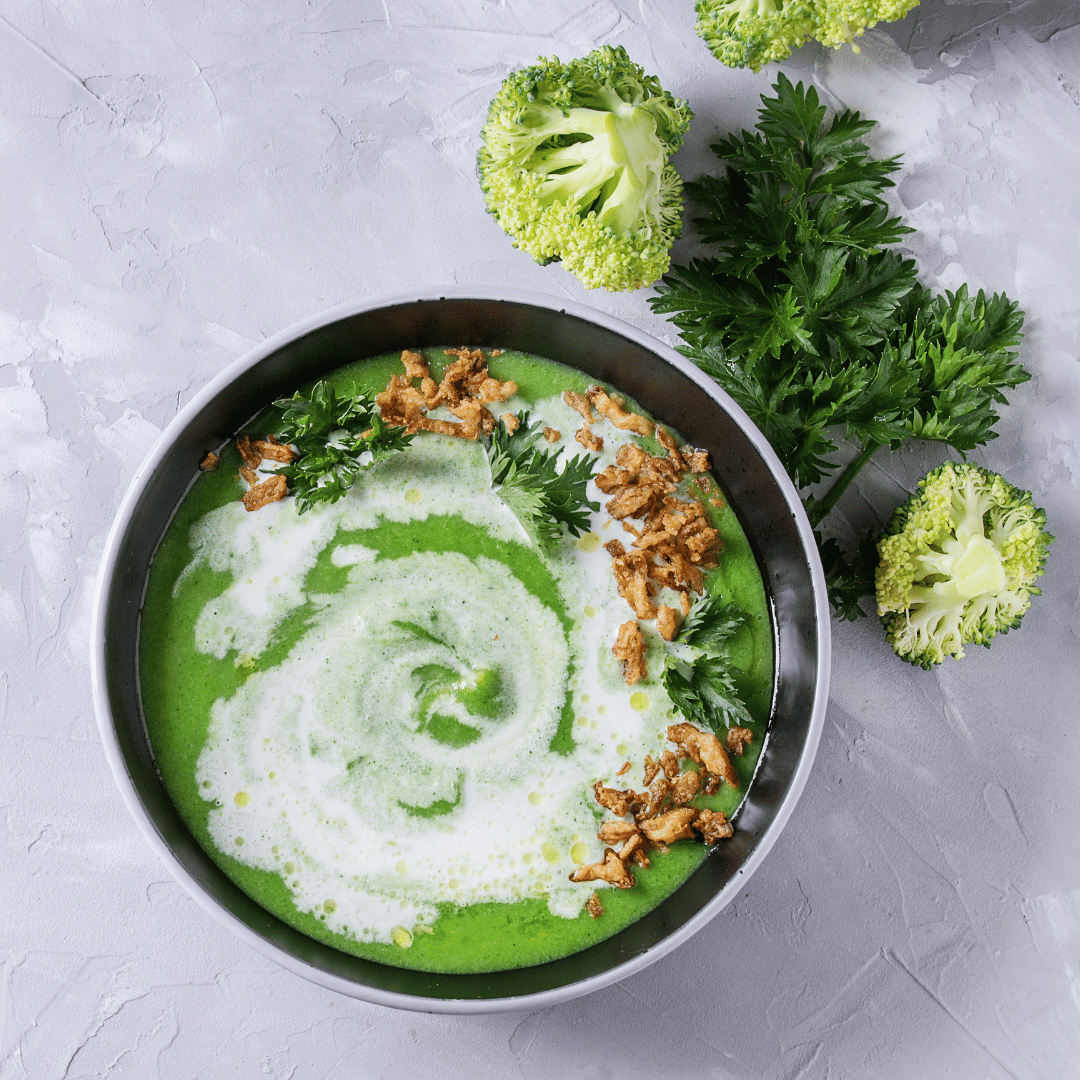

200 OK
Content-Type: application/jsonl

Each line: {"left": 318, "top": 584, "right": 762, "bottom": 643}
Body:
{"left": 187, "top": 393, "right": 678, "bottom": 944}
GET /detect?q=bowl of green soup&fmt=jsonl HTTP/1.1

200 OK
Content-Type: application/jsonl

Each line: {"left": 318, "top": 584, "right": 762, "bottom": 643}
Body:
{"left": 92, "top": 287, "right": 830, "bottom": 1012}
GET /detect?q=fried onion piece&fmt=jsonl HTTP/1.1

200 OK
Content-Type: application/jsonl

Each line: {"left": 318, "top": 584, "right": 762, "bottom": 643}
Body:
{"left": 618, "top": 832, "right": 650, "bottom": 868}
{"left": 656, "top": 604, "right": 679, "bottom": 642}
{"left": 603, "top": 539, "right": 626, "bottom": 558}
{"left": 569, "top": 848, "right": 634, "bottom": 889}
{"left": 612, "top": 619, "right": 648, "bottom": 686}
{"left": 592, "top": 781, "right": 641, "bottom": 819}
{"left": 542, "top": 426, "right": 561, "bottom": 443}
{"left": 668, "top": 722, "right": 739, "bottom": 789}
{"left": 575, "top": 424, "right": 603, "bottom": 452}
{"left": 562, "top": 390, "right": 595, "bottom": 423}
{"left": 615, "top": 442, "right": 648, "bottom": 477}
{"left": 639, "top": 807, "right": 697, "bottom": 845}
{"left": 241, "top": 474, "right": 288, "bottom": 512}
{"left": 585, "top": 892, "right": 605, "bottom": 919}
{"left": 594, "top": 465, "right": 634, "bottom": 494}
{"left": 611, "top": 551, "right": 656, "bottom": 619}
{"left": 253, "top": 435, "right": 298, "bottom": 463}
{"left": 656, "top": 427, "right": 687, "bottom": 472}
{"left": 643, "top": 750, "right": 680, "bottom": 786}
{"left": 694, "top": 809, "right": 734, "bottom": 843}
{"left": 239, "top": 464, "right": 260, "bottom": 486}
{"left": 686, "top": 449, "right": 711, "bottom": 473}
{"left": 597, "top": 820, "right": 639, "bottom": 845}
{"left": 199, "top": 451, "right": 220, "bottom": 471}
{"left": 236, "top": 435, "right": 262, "bottom": 471}
{"left": 475, "top": 376, "right": 518, "bottom": 403}
{"left": 671, "top": 768, "right": 702, "bottom": 803}
{"left": 417, "top": 416, "right": 476, "bottom": 439}
{"left": 616, "top": 761, "right": 632, "bottom": 777}
{"left": 727, "top": 727, "right": 754, "bottom": 757}
{"left": 642, "top": 775, "right": 671, "bottom": 818}
{"left": 605, "top": 484, "right": 655, "bottom": 521}
{"left": 431, "top": 348, "right": 487, "bottom": 407}
{"left": 586, "top": 385, "right": 655, "bottom": 437}
{"left": 377, "top": 374, "right": 428, "bottom": 428}
{"left": 501, "top": 412, "right": 520, "bottom": 433}
{"left": 448, "top": 397, "right": 496, "bottom": 435}
{"left": 401, "top": 349, "right": 430, "bottom": 380}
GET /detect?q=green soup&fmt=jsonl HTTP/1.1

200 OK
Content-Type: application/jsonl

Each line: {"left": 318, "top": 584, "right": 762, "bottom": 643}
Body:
{"left": 139, "top": 348, "right": 773, "bottom": 974}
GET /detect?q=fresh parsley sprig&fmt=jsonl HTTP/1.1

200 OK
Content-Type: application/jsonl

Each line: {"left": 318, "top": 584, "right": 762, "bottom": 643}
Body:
{"left": 662, "top": 654, "right": 753, "bottom": 732}
{"left": 675, "top": 591, "right": 748, "bottom": 652}
{"left": 272, "top": 381, "right": 414, "bottom": 513}
{"left": 650, "top": 74, "right": 1029, "bottom": 618}
{"left": 661, "top": 592, "right": 753, "bottom": 732}
{"left": 484, "top": 412, "right": 599, "bottom": 552}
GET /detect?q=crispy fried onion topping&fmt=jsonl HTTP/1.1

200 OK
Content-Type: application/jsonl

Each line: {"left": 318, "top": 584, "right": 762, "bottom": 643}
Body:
{"left": 727, "top": 726, "right": 754, "bottom": 757}
{"left": 575, "top": 424, "right": 603, "bottom": 452}
{"left": 595, "top": 440, "right": 720, "bottom": 623}
{"left": 668, "top": 722, "right": 739, "bottom": 791}
{"left": 242, "top": 474, "right": 288, "bottom": 512}
{"left": 376, "top": 348, "right": 518, "bottom": 440}
{"left": 586, "top": 385, "right": 654, "bottom": 437}
{"left": 612, "top": 619, "right": 648, "bottom": 687}
{"left": 571, "top": 721, "right": 748, "bottom": 907}
{"left": 569, "top": 848, "right": 634, "bottom": 889}
{"left": 235, "top": 434, "right": 298, "bottom": 511}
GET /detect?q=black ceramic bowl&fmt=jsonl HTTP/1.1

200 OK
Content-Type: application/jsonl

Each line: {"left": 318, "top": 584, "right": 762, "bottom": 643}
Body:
{"left": 92, "top": 288, "right": 830, "bottom": 1012}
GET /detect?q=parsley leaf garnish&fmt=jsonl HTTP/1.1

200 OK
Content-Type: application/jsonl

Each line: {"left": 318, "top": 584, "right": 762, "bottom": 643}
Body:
{"left": 660, "top": 592, "right": 753, "bottom": 732}
{"left": 675, "top": 592, "right": 748, "bottom": 652}
{"left": 661, "top": 654, "right": 753, "bottom": 731}
{"left": 484, "top": 412, "right": 599, "bottom": 552}
{"left": 272, "top": 381, "right": 414, "bottom": 513}
{"left": 650, "top": 73, "right": 1029, "bottom": 619}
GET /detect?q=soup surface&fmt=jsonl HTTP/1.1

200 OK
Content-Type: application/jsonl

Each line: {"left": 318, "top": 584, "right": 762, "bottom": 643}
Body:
{"left": 140, "top": 348, "right": 773, "bottom": 973}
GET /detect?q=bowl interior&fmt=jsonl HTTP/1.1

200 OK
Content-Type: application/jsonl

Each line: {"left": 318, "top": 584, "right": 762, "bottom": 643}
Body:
{"left": 98, "top": 295, "right": 823, "bottom": 1006}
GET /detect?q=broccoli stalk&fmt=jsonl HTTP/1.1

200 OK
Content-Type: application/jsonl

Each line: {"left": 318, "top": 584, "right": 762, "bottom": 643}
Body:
{"left": 478, "top": 46, "right": 692, "bottom": 292}
{"left": 876, "top": 462, "right": 1053, "bottom": 669}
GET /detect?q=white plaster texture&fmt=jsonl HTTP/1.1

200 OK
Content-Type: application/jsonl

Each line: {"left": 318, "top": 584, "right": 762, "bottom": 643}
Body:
{"left": 1, "top": 1, "right": 1078, "bottom": 1077}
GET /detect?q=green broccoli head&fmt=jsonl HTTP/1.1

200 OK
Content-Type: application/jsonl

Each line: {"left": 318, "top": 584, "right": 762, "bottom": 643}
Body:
{"left": 695, "top": 0, "right": 919, "bottom": 72}
{"left": 696, "top": 0, "right": 816, "bottom": 73}
{"left": 875, "top": 461, "right": 1053, "bottom": 669}
{"left": 478, "top": 46, "right": 692, "bottom": 292}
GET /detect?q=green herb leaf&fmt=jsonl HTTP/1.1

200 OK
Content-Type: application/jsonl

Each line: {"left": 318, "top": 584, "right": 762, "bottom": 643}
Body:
{"left": 484, "top": 412, "right": 599, "bottom": 552}
{"left": 661, "top": 653, "right": 752, "bottom": 731}
{"left": 650, "top": 75, "right": 1029, "bottom": 624}
{"left": 676, "top": 592, "right": 748, "bottom": 652}
{"left": 816, "top": 529, "right": 880, "bottom": 621}
{"left": 273, "top": 381, "right": 414, "bottom": 513}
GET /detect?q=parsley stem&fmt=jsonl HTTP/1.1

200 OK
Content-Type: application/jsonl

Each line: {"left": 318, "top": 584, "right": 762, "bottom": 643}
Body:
{"left": 808, "top": 441, "right": 881, "bottom": 528}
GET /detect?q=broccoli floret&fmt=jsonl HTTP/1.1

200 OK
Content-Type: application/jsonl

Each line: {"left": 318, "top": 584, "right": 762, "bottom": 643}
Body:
{"left": 875, "top": 462, "right": 1053, "bottom": 669}
{"left": 696, "top": 0, "right": 919, "bottom": 72}
{"left": 478, "top": 46, "right": 692, "bottom": 292}
{"left": 696, "top": 0, "right": 816, "bottom": 72}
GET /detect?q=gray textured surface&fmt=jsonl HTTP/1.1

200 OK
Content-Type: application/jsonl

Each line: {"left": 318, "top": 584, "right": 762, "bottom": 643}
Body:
{"left": 2, "top": 2, "right": 1079, "bottom": 1077}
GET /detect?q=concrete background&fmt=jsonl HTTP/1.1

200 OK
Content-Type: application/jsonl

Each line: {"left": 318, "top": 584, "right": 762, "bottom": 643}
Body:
{"left": 2, "top": 1, "right": 1078, "bottom": 1076}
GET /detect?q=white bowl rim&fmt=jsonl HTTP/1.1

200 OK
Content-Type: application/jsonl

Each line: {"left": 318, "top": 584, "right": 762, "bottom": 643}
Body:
{"left": 90, "top": 284, "right": 831, "bottom": 1014}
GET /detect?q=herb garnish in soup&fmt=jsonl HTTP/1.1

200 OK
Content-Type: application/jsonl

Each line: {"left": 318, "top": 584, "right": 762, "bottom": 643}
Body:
{"left": 140, "top": 347, "right": 773, "bottom": 974}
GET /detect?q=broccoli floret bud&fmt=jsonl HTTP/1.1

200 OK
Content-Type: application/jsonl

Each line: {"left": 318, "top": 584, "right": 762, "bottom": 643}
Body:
{"left": 875, "top": 462, "right": 1053, "bottom": 669}
{"left": 478, "top": 46, "right": 692, "bottom": 292}
{"left": 695, "top": 0, "right": 919, "bottom": 72}
{"left": 696, "top": 0, "right": 816, "bottom": 73}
